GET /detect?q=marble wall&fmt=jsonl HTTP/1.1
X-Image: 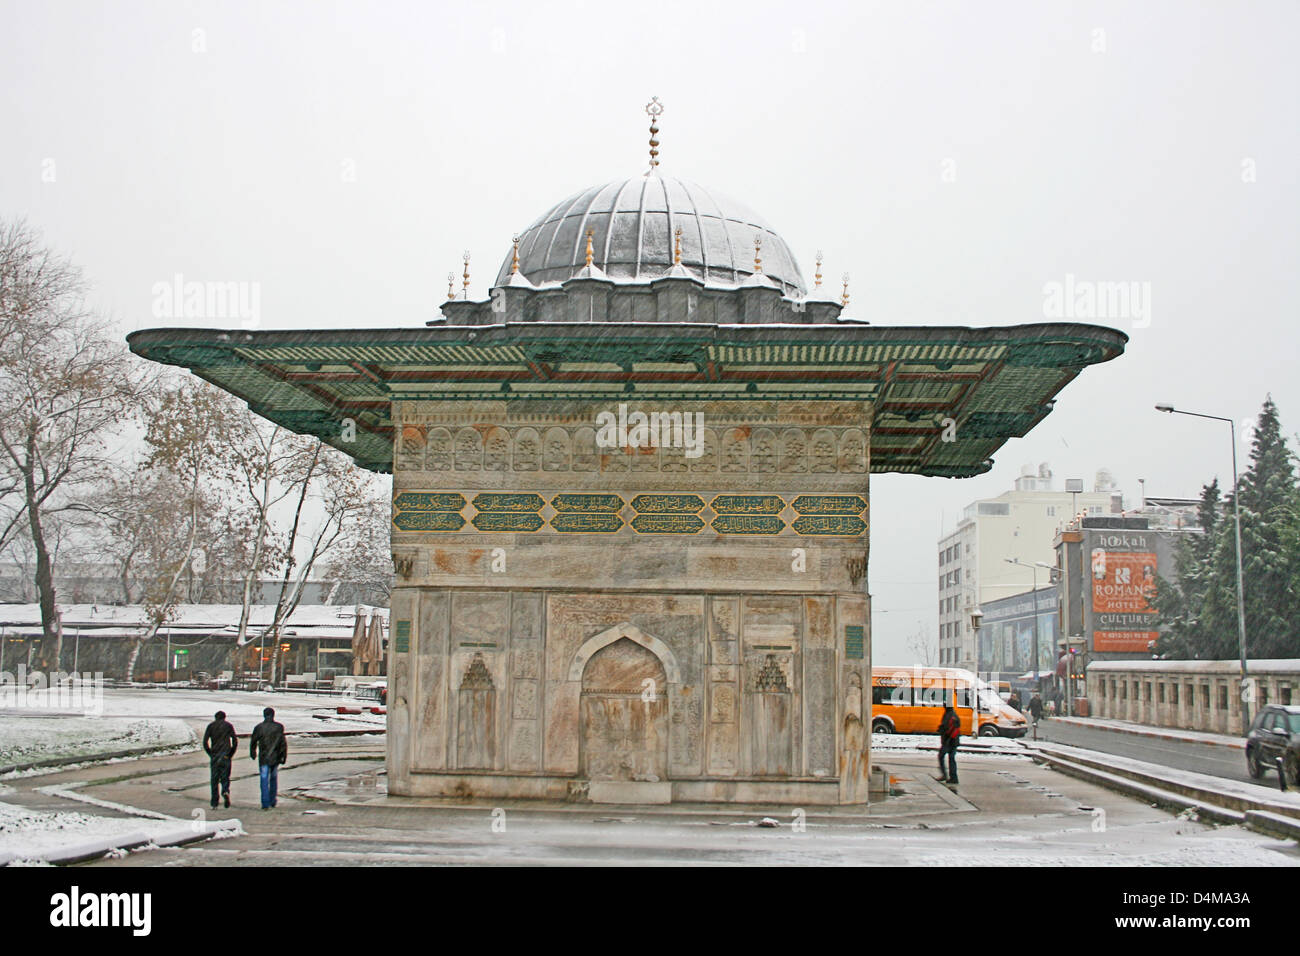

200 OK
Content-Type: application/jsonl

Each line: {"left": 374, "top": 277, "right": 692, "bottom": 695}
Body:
{"left": 385, "top": 399, "right": 873, "bottom": 805}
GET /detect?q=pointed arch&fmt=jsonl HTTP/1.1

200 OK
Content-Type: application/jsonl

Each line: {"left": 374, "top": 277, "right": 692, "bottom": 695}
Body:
{"left": 567, "top": 622, "right": 682, "bottom": 684}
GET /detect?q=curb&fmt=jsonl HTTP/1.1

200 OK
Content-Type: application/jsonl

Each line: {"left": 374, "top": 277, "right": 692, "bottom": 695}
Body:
{"left": 0, "top": 742, "right": 201, "bottom": 777}
{"left": 1031, "top": 751, "right": 1245, "bottom": 827}
{"left": 0, "top": 820, "right": 242, "bottom": 867}
{"left": 1243, "top": 810, "right": 1300, "bottom": 841}
{"left": 1030, "top": 742, "right": 1300, "bottom": 836}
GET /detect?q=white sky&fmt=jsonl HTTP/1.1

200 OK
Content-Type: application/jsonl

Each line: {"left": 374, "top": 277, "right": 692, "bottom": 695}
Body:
{"left": 2, "top": 0, "right": 1297, "bottom": 660}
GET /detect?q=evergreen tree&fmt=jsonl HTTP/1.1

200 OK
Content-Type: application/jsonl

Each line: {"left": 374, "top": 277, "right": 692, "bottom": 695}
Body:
{"left": 1153, "top": 399, "right": 1300, "bottom": 659}
{"left": 1234, "top": 397, "right": 1300, "bottom": 657}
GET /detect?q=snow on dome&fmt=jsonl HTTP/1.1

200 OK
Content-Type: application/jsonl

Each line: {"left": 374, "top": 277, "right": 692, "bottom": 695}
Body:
{"left": 496, "top": 174, "right": 805, "bottom": 296}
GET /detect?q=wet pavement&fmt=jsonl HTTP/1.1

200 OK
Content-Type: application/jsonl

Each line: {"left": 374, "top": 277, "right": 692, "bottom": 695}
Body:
{"left": 5, "top": 734, "right": 1297, "bottom": 866}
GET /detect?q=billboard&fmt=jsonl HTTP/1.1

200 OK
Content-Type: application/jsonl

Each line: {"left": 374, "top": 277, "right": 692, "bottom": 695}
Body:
{"left": 1090, "top": 539, "right": 1158, "bottom": 652}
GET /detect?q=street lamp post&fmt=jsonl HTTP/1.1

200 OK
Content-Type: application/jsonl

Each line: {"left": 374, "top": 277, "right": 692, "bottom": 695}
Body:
{"left": 1006, "top": 558, "right": 1042, "bottom": 705}
{"left": 1155, "top": 403, "right": 1250, "bottom": 734}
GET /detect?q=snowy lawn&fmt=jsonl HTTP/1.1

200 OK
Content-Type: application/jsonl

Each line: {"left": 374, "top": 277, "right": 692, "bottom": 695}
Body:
{"left": 0, "top": 799, "right": 239, "bottom": 865}
{"left": 64, "top": 688, "right": 386, "bottom": 734}
{"left": 0, "top": 717, "right": 196, "bottom": 768}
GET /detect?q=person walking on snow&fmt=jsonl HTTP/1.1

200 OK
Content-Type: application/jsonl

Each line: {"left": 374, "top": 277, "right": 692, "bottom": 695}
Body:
{"left": 202, "top": 710, "right": 238, "bottom": 809}
{"left": 249, "top": 706, "right": 288, "bottom": 810}
{"left": 937, "top": 704, "right": 961, "bottom": 785}
{"left": 1028, "top": 692, "right": 1044, "bottom": 726}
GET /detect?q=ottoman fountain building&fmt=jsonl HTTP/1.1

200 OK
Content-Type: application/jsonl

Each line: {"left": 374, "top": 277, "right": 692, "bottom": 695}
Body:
{"left": 130, "top": 103, "right": 1127, "bottom": 804}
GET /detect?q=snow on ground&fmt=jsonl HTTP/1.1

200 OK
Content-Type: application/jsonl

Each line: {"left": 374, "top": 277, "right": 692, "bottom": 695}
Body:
{"left": 0, "top": 686, "right": 380, "bottom": 771}
{"left": 7, "top": 687, "right": 384, "bottom": 733}
{"left": 0, "top": 717, "right": 196, "bottom": 768}
{"left": 0, "top": 799, "right": 240, "bottom": 865}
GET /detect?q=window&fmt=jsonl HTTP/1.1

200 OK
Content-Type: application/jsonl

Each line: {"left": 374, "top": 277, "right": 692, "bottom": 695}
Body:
{"left": 873, "top": 684, "right": 911, "bottom": 707}
{"left": 1157, "top": 683, "right": 1165, "bottom": 703}
{"left": 1283, "top": 686, "right": 1293, "bottom": 706}
{"left": 1170, "top": 684, "right": 1179, "bottom": 705}
{"left": 1201, "top": 684, "right": 1210, "bottom": 709}
{"left": 1047, "top": 506, "right": 1056, "bottom": 516}
{"left": 978, "top": 502, "right": 1010, "bottom": 516}
{"left": 1145, "top": 682, "right": 1152, "bottom": 702}
{"left": 1119, "top": 681, "right": 1127, "bottom": 700}
{"left": 1218, "top": 684, "right": 1229, "bottom": 711}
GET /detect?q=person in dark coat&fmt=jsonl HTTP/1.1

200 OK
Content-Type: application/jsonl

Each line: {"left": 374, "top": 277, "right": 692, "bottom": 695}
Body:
{"left": 1008, "top": 691, "right": 1022, "bottom": 713}
{"left": 937, "top": 704, "right": 961, "bottom": 784}
{"left": 202, "top": 710, "right": 238, "bottom": 809}
{"left": 248, "top": 707, "right": 288, "bottom": 810}
{"left": 1028, "top": 692, "right": 1044, "bottom": 723}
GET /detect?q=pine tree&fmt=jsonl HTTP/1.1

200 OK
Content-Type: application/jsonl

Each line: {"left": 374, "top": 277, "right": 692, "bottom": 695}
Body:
{"left": 1235, "top": 397, "right": 1300, "bottom": 657}
{"left": 1153, "top": 399, "right": 1300, "bottom": 659}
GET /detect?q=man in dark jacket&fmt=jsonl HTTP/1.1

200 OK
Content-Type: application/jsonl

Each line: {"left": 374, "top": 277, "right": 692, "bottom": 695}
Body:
{"left": 248, "top": 707, "right": 288, "bottom": 810}
{"left": 202, "top": 710, "right": 238, "bottom": 809}
{"left": 1028, "top": 692, "right": 1044, "bottom": 724}
{"left": 937, "top": 704, "right": 961, "bottom": 785}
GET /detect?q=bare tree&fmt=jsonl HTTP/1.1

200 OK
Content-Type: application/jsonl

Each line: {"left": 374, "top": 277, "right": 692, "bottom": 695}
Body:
{"left": 0, "top": 219, "right": 151, "bottom": 665}
{"left": 113, "top": 381, "right": 243, "bottom": 680}
{"left": 221, "top": 411, "right": 319, "bottom": 667}
{"left": 320, "top": 487, "right": 394, "bottom": 606}
{"left": 906, "top": 621, "right": 937, "bottom": 666}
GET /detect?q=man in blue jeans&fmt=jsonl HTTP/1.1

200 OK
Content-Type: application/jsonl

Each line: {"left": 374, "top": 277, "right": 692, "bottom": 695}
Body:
{"left": 248, "top": 707, "right": 288, "bottom": 809}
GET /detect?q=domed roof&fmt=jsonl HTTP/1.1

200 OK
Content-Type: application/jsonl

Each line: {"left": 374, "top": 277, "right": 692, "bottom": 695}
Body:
{"left": 495, "top": 174, "right": 805, "bottom": 296}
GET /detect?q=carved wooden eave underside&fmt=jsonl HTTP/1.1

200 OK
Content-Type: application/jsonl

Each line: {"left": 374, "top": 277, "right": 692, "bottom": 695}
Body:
{"left": 127, "top": 321, "right": 1127, "bottom": 478}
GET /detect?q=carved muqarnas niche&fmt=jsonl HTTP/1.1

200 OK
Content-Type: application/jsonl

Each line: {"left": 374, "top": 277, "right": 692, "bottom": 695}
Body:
{"left": 392, "top": 551, "right": 416, "bottom": 578}
{"left": 755, "top": 654, "right": 789, "bottom": 693}
{"left": 460, "top": 652, "right": 495, "bottom": 689}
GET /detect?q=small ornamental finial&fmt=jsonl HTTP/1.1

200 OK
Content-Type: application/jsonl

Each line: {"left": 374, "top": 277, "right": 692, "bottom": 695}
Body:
{"left": 753, "top": 234, "right": 763, "bottom": 274}
{"left": 584, "top": 228, "right": 594, "bottom": 267}
{"left": 841, "top": 271, "right": 851, "bottom": 308}
{"left": 511, "top": 235, "right": 520, "bottom": 274}
{"left": 814, "top": 250, "right": 823, "bottom": 288}
{"left": 462, "top": 250, "right": 471, "bottom": 299}
{"left": 446, "top": 271, "right": 456, "bottom": 301}
{"left": 674, "top": 226, "right": 683, "bottom": 264}
{"left": 645, "top": 96, "right": 664, "bottom": 170}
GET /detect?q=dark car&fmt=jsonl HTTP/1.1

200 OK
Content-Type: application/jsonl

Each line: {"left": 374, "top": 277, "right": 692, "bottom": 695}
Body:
{"left": 1245, "top": 704, "right": 1300, "bottom": 783}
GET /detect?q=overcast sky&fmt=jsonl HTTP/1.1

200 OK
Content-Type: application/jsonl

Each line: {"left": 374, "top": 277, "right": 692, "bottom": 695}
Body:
{"left": 2, "top": 0, "right": 1296, "bottom": 660}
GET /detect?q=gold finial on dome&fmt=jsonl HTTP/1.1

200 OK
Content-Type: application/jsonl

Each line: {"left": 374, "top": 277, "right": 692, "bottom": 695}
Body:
{"left": 446, "top": 272, "right": 456, "bottom": 301}
{"left": 462, "top": 250, "right": 471, "bottom": 299}
{"left": 753, "top": 234, "right": 763, "bottom": 274}
{"left": 814, "top": 250, "right": 824, "bottom": 288}
{"left": 584, "top": 229, "right": 594, "bottom": 267}
{"left": 840, "top": 272, "right": 851, "bottom": 308}
{"left": 674, "top": 226, "right": 683, "bottom": 264}
{"left": 645, "top": 96, "right": 664, "bottom": 171}
{"left": 510, "top": 235, "right": 520, "bottom": 274}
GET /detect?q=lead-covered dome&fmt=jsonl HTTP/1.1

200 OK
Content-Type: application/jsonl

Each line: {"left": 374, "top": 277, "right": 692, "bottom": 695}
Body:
{"left": 496, "top": 174, "right": 805, "bottom": 296}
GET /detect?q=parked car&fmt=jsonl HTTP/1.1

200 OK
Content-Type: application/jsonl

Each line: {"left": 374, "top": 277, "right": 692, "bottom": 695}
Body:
{"left": 1245, "top": 704, "right": 1300, "bottom": 782}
